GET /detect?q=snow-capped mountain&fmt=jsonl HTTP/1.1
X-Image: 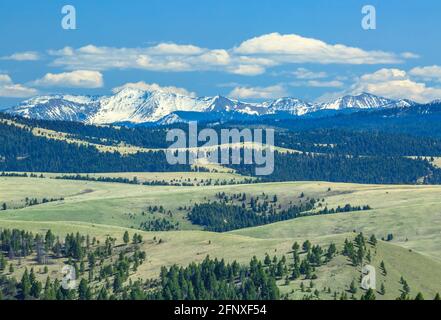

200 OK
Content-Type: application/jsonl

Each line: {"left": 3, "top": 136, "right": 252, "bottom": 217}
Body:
{"left": 318, "top": 93, "right": 415, "bottom": 110}
{"left": 263, "top": 98, "right": 314, "bottom": 116}
{"left": 5, "top": 89, "right": 416, "bottom": 125}
{"left": 8, "top": 94, "right": 101, "bottom": 122}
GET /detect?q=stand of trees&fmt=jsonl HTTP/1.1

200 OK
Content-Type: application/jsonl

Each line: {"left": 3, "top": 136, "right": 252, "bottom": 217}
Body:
{"left": 188, "top": 200, "right": 370, "bottom": 232}
{"left": 275, "top": 129, "right": 441, "bottom": 157}
{"left": 155, "top": 256, "right": 279, "bottom": 300}
{"left": 0, "top": 121, "right": 192, "bottom": 173}
{"left": 230, "top": 151, "right": 434, "bottom": 185}
{"left": 0, "top": 227, "right": 279, "bottom": 300}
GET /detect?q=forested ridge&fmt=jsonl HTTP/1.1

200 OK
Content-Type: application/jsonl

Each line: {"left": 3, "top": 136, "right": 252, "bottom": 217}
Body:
{"left": 3, "top": 113, "right": 441, "bottom": 184}
{"left": 0, "top": 120, "right": 191, "bottom": 173}
{"left": 275, "top": 129, "right": 441, "bottom": 156}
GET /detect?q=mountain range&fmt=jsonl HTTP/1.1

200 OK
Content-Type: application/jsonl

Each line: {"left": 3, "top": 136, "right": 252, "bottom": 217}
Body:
{"left": 3, "top": 88, "right": 417, "bottom": 126}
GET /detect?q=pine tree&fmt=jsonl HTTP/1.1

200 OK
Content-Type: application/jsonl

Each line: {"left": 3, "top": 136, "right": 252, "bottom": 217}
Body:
{"left": 113, "top": 273, "right": 123, "bottom": 292}
{"left": 78, "top": 278, "right": 92, "bottom": 300}
{"left": 380, "top": 260, "right": 387, "bottom": 275}
{"left": 264, "top": 254, "right": 271, "bottom": 266}
{"left": 415, "top": 292, "right": 424, "bottom": 300}
{"left": 0, "top": 253, "right": 6, "bottom": 271}
{"left": 292, "top": 242, "right": 300, "bottom": 253}
{"left": 43, "top": 276, "right": 56, "bottom": 300}
{"left": 302, "top": 240, "right": 311, "bottom": 252}
{"left": 361, "top": 288, "right": 376, "bottom": 300}
{"left": 366, "top": 250, "right": 372, "bottom": 263}
{"left": 30, "top": 280, "right": 42, "bottom": 299}
{"left": 292, "top": 262, "right": 300, "bottom": 279}
{"left": 369, "top": 234, "right": 377, "bottom": 246}
{"left": 326, "top": 243, "right": 337, "bottom": 261}
{"left": 123, "top": 231, "right": 130, "bottom": 245}
{"left": 380, "top": 282, "right": 386, "bottom": 295}
{"left": 349, "top": 279, "right": 358, "bottom": 294}
{"left": 20, "top": 268, "right": 31, "bottom": 299}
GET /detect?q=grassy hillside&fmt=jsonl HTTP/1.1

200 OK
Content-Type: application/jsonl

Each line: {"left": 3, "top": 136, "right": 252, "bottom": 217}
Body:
{"left": 1, "top": 175, "right": 441, "bottom": 299}
{"left": 0, "top": 219, "right": 439, "bottom": 300}
{"left": 2, "top": 177, "right": 441, "bottom": 258}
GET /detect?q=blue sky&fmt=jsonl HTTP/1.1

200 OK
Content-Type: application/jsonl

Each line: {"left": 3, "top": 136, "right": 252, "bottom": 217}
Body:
{"left": 1, "top": 0, "right": 441, "bottom": 109}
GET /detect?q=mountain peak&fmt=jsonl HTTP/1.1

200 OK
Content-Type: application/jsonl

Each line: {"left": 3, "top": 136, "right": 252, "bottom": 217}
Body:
{"left": 5, "top": 90, "right": 416, "bottom": 125}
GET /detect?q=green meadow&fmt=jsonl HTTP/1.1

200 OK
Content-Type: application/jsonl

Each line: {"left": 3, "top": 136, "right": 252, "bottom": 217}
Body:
{"left": 1, "top": 174, "right": 441, "bottom": 299}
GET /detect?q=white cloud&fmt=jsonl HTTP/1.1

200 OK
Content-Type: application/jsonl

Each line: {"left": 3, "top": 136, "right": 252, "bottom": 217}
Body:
{"left": 149, "top": 43, "right": 204, "bottom": 55}
{"left": 47, "top": 33, "right": 408, "bottom": 76}
{"left": 228, "top": 64, "right": 266, "bottom": 76}
{"left": 401, "top": 52, "right": 420, "bottom": 59}
{"left": 198, "top": 49, "right": 231, "bottom": 66}
{"left": 306, "top": 80, "right": 344, "bottom": 88}
{"left": 228, "top": 85, "right": 287, "bottom": 100}
{"left": 292, "top": 68, "right": 327, "bottom": 79}
{"left": 350, "top": 68, "right": 441, "bottom": 103}
{"left": 409, "top": 65, "right": 441, "bottom": 82}
{"left": 0, "top": 74, "right": 38, "bottom": 97}
{"left": 234, "top": 33, "right": 401, "bottom": 65}
{"left": 1, "top": 51, "right": 40, "bottom": 61}
{"left": 112, "top": 81, "right": 196, "bottom": 97}
{"left": 33, "top": 70, "right": 104, "bottom": 88}
{"left": 0, "top": 75, "right": 12, "bottom": 83}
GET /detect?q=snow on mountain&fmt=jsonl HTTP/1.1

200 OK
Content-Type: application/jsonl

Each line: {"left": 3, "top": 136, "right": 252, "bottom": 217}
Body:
{"left": 9, "top": 94, "right": 101, "bottom": 122}
{"left": 318, "top": 93, "right": 399, "bottom": 110}
{"left": 5, "top": 90, "right": 416, "bottom": 125}
{"left": 88, "top": 87, "right": 216, "bottom": 124}
{"left": 263, "top": 97, "right": 314, "bottom": 116}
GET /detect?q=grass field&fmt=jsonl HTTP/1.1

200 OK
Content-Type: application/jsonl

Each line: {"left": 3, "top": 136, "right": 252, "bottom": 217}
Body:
{"left": 4, "top": 170, "right": 251, "bottom": 185}
{"left": 1, "top": 175, "right": 441, "bottom": 299}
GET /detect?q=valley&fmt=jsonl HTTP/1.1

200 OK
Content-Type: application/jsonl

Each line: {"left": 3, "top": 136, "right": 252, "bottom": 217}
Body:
{"left": 2, "top": 106, "right": 441, "bottom": 300}
{"left": 2, "top": 0, "right": 441, "bottom": 306}
{"left": 1, "top": 174, "right": 441, "bottom": 300}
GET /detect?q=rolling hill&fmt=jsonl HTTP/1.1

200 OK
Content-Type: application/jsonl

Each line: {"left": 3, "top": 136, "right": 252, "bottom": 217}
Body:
{"left": 1, "top": 176, "right": 441, "bottom": 299}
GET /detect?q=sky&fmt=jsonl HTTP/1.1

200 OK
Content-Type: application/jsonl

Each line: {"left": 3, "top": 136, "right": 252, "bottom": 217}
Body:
{"left": 1, "top": 0, "right": 441, "bottom": 109}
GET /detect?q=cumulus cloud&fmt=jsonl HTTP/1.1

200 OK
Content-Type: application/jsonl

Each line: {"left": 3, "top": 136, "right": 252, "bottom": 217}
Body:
{"left": 149, "top": 43, "right": 204, "bottom": 55}
{"left": 47, "top": 33, "right": 407, "bottom": 76}
{"left": 228, "top": 85, "right": 287, "bottom": 100}
{"left": 409, "top": 65, "right": 441, "bottom": 82}
{"left": 350, "top": 68, "right": 441, "bottom": 103}
{"left": 112, "top": 81, "right": 196, "bottom": 97}
{"left": 0, "top": 74, "right": 38, "bottom": 97}
{"left": 228, "top": 64, "right": 266, "bottom": 76}
{"left": 234, "top": 33, "right": 401, "bottom": 65}
{"left": 1, "top": 51, "right": 40, "bottom": 61}
{"left": 49, "top": 44, "right": 224, "bottom": 73}
{"left": 33, "top": 70, "right": 103, "bottom": 88}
